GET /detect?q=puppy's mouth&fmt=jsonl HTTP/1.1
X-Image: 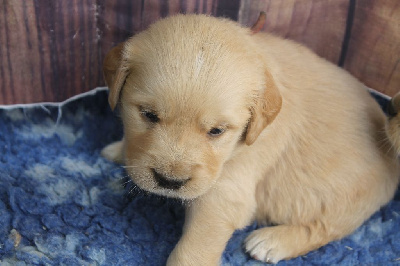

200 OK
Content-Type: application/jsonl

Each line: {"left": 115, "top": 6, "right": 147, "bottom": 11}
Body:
{"left": 152, "top": 168, "right": 190, "bottom": 190}
{"left": 125, "top": 164, "right": 217, "bottom": 199}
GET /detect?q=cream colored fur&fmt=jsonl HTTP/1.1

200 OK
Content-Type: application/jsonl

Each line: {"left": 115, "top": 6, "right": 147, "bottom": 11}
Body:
{"left": 101, "top": 14, "right": 400, "bottom": 265}
{"left": 387, "top": 93, "right": 400, "bottom": 154}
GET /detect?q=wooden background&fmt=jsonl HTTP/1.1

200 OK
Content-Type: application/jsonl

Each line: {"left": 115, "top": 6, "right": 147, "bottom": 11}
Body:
{"left": 0, "top": 0, "right": 399, "bottom": 104}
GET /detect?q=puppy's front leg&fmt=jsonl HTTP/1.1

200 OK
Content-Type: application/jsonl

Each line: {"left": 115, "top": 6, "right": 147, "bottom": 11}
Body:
{"left": 167, "top": 187, "right": 255, "bottom": 266}
{"left": 101, "top": 139, "right": 124, "bottom": 164}
{"left": 167, "top": 200, "right": 234, "bottom": 266}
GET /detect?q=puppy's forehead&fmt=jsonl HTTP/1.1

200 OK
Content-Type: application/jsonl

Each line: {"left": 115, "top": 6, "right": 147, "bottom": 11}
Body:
{"left": 123, "top": 15, "right": 263, "bottom": 111}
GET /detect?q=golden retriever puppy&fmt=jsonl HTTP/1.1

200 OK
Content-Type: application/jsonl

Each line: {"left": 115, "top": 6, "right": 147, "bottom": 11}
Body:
{"left": 101, "top": 14, "right": 400, "bottom": 265}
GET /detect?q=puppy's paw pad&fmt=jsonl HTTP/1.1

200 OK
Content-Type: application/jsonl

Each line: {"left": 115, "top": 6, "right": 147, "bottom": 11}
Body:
{"left": 101, "top": 141, "right": 124, "bottom": 163}
{"left": 244, "top": 228, "right": 287, "bottom": 264}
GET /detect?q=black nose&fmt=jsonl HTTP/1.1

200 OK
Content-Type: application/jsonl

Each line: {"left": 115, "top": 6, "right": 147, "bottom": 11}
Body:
{"left": 152, "top": 169, "right": 188, "bottom": 190}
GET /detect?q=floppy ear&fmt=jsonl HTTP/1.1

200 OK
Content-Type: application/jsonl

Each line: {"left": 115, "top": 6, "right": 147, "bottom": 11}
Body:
{"left": 103, "top": 42, "right": 129, "bottom": 110}
{"left": 245, "top": 70, "right": 282, "bottom": 145}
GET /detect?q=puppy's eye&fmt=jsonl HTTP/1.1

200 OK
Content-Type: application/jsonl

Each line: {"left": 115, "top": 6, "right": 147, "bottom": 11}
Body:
{"left": 208, "top": 127, "right": 225, "bottom": 137}
{"left": 141, "top": 110, "right": 160, "bottom": 123}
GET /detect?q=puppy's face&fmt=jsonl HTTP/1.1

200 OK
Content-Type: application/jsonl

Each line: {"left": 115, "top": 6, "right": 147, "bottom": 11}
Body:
{"left": 104, "top": 15, "right": 282, "bottom": 199}
{"left": 120, "top": 82, "right": 250, "bottom": 199}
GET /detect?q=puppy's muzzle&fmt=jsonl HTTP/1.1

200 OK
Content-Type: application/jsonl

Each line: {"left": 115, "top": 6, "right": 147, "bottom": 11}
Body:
{"left": 152, "top": 169, "right": 189, "bottom": 190}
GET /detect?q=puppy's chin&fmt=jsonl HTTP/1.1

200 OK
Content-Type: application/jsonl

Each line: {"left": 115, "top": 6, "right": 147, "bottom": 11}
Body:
{"left": 126, "top": 168, "right": 218, "bottom": 200}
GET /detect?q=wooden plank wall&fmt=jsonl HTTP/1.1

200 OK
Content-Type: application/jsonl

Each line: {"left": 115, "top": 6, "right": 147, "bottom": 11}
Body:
{"left": 0, "top": 0, "right": 398, "bottom": 104}
{"left": 239, "top": 0, "right": 349, "bottom": 64}
{"left": 343, "top": 0, "right": 400, "bottom": 96}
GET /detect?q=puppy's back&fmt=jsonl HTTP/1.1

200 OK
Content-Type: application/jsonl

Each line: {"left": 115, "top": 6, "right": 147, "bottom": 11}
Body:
{"left": 250, "top": 32, "right": 399, "bottom": 226}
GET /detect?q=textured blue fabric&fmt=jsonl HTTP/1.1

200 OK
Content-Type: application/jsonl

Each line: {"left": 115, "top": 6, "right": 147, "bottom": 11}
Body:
{"left": 0, "top": 88, "right": 399, "bottom": 265}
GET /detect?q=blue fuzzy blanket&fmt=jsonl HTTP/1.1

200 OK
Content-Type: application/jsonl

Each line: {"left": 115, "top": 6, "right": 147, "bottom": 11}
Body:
{"left": 1, "top": 88, "right": 399, "bottom": 265}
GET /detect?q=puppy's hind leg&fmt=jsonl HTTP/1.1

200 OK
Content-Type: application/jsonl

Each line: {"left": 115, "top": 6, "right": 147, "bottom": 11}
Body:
{"left": 245, "top": 221, "right": 335, "bottom": 264}
{"left": 101, "top": 140, "right": 124, "bottom": 164}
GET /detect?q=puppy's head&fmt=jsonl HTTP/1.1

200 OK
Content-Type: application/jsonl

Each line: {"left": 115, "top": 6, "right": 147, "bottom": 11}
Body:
{"left": 103, "top": 15, "right": 281, "bottom": 199}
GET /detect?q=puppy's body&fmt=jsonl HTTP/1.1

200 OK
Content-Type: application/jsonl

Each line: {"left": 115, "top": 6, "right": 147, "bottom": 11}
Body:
{"left": 102, "top": 15, "right": 400, "bottom": 265}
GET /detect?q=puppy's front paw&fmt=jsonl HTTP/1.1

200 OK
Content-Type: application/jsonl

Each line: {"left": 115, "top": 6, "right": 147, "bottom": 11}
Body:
{"left": 167, "top": 243, "right": 221, "bottom": 266}
{"left": 245, "top": 227, "right": 290, "bottom": 264}
{"left": 245, "top": 223, "right": 327, "bottom": 264}
{"left": 166, "top": 251, "right": 181, "bottom": 266}
{"left": 101, "top": 140, "right": 124, "bottom": 164}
